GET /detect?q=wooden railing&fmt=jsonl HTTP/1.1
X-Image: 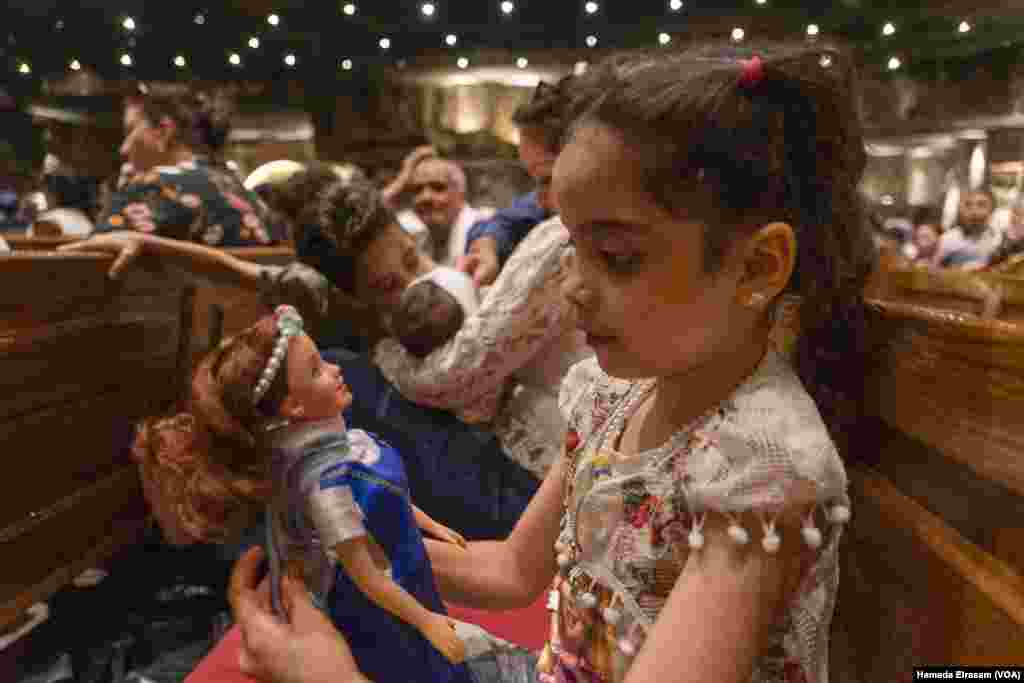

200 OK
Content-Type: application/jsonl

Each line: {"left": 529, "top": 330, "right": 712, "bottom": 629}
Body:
{"left": 0, "top": 240, "right": 295, "bottom": 631}
{"left": 831, "top": 292, "right": 1024, "bottom": 678}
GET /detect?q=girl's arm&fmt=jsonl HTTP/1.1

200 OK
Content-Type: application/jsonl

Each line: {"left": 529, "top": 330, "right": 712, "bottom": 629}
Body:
{"left": 623, "top": 511, "right": 808, "bottom": 683}
{"left": 425, "top": 457, "right": 566, "bottom": 610}
{"left": 333, "top": 537, "right": 466, "bottom": 664}
{"left": 411, "top": 505, "right": 466, "bottom": 548}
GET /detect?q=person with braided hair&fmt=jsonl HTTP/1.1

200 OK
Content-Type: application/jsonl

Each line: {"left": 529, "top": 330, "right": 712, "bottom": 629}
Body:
{"left": 96, "top": 93, "right": 287, "bottom": 247}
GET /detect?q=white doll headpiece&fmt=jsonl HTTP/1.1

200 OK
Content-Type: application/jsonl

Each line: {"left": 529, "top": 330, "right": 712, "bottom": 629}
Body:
{"left": 409, "top": 266, "right": 479, "bottom": 318}
{"left": 253, "top": 305, "right": 304, "bottom": 405}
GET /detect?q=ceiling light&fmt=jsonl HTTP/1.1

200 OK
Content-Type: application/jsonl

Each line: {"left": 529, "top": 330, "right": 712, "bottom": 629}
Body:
{"left": 658, "top": 32, "right": 671, "bottom": 45}
{"left": 379, "top": 37, "right": 391, "bottom": 50}
{"left": 882, "top": 21, "right": 895, "bottom": 36}
{"left": 267, "top": 14, "right": 280, "bottom": 26}
{"left": 18, "top": 62, "right": 30, "bottom": 75}
{"left": 585, "top": 34, "right": 597, "bottom": 47}
{"left": 421, "top": 2, "right": 436, "bottom": 17}
{"left": 69, "top": 59, "right": 81, "bottom": 71}
{"left": 343, "top": 3, "right": 357, "bottom": 15}
{"left": 229, "top": 52, "right": 242, "bottom": 66}
{"left": 457, "top": 57, "right": 469, "bottom": 69}
{"left": 887, "top": 56, "right": 901, "bottom": 70}
{"left": 174, "top": 55, "right": 187, "bottom": 68}
{"left": 500, "top": 1, "right": 515, "bottom": 13}
{"left": 120, "top": 54, "right": 133, "bottom": 67}
{"left": 122, "top": 17, "right": 136, "bottom": 31}
{"left": 669, "top": 0, "right": 683, "bottom": 10}
{"left": 806, "top": 24, "right": 820, "bottom": 37}
{"left": 516, "top": 57, "right": 528, "bottom": 68}
{"left": 194, "top": 13, "right": 205, "bottom": 25}
{"left": 584, "top": 2, "right": 599, "bottom": 14}
{"left": 341, "top": 58, "right": 353, "bottom": 70}
{"left": 445, "top": 34, "right": 458, "bottom": 46}
{"left": 731, "top": 27, "right": 745, "bottom": 42}
{"left": 958, "top": 20, "right": 971, "bottom": 33}
{"left": 248, "top": 36, "right": 260, "bottom": 49}
{"left": 284, "top": 53, "right": 297, "bottom": 67}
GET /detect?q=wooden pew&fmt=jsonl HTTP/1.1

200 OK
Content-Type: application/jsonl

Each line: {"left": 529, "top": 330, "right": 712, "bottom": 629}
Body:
{"left": 831, "top": 291, "right": 1024, "bottom": 680}
{"left": 0, "top": 249, "right": 192, "bottom": 631}
{"left": 0, "top": 241, "right": 295, "bottom": 634}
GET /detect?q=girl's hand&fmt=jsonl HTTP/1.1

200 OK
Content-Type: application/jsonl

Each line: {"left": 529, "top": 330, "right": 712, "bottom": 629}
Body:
{"left": 57, "top": 231, "right": 153, "bottom": 279}
{"left": 230, "top": 547, "right": 369, "bottom": 683}
{"left": 419, "top": 611, "right": 466, "bottom": 664}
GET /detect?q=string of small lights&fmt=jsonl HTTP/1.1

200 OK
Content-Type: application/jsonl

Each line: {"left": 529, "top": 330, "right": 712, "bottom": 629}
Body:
{"left": 3, "top": 1, "right": 1022, "bottom": 88}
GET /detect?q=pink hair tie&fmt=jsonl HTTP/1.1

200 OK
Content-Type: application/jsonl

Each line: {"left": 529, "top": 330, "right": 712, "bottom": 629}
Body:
{"left": 739, "top": 55, "right": 764, "bottom": 88}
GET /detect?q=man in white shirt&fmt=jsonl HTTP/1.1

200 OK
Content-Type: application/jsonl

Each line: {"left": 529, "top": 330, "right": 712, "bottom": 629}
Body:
{"left": 383, "top": 148, "right": 491, "bottom": 266}
{"left": 933, "top": 189, "right": 1000, "bottom": 269}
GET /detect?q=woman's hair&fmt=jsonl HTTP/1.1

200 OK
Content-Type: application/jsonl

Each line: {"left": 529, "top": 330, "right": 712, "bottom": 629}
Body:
{"left": 134, "top": 316, "right": 290, "bottom": 542}
{"left": 513, "top": 73, "right": 601, "bottom": 154}
{"left": 392, "top": 281, "right": 464, "bottom": 358}
{"left": 577, "top": 44, "right": 877, "bottom": 454}
{"left": 129, "top": 91, "right": 234, "bottom": 157}
{"left": 267, "top": 164, "right": 394, "bottom": 293}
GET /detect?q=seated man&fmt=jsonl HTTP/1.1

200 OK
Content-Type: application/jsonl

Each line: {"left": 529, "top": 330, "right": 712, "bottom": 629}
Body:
{"left": 383, "top": 148, "right": 491, "bottom": 266}
{"left": 933, "top": 189, "right": 1000, "bottom": 269}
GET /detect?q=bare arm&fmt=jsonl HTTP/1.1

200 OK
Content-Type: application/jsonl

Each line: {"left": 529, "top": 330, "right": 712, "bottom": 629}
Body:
{"left": 334, "top": 537, "right": 465, "bottom": 663}
{"left": 426, "top": 457, "right": 566, "bottom": 610}
{"left": 381, "top": 145, "right": 436, "bottom": 209}
{"left": 59, "top": 231, "right": 263, "bottom": 286}
{"left": 623, "top": 512, "right": 808, "bottom": 683}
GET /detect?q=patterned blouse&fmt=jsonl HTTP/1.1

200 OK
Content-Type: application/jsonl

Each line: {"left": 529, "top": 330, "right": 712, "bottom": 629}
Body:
{"left": 375, "top": 216, "right": 590, "bottom": 479}
{"left": 97, "top": 159, "right": 287, "bottom": 246}
{"left": 540, "top": 351, "right": 850, "bottom": 683}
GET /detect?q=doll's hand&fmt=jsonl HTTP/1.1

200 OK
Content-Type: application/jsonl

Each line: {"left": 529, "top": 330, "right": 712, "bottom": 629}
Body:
{"left": 429, "top": 524, "right": 467, "bottom": 549}
{"left": 420, "top": 612, "right": 466, "bottom": 664}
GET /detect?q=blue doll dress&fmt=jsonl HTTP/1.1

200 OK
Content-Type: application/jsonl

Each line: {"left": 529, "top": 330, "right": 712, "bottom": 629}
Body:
{"left": 265, "top": 416, "right": 474, "bottom": 683}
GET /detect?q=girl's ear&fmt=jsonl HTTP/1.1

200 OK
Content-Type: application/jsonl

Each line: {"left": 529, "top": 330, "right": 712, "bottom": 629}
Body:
{"left": 735, "top": 221, "right": 796, "bottom": 308}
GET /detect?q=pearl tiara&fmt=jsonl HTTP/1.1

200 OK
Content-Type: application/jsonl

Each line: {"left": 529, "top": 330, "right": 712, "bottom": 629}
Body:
{"left": 252, "top": 305, "right": 304, "bottom": 405}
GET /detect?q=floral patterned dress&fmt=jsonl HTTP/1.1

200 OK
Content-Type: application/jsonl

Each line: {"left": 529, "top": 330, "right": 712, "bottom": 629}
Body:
{"left": 539, "top": 351, "right": 851, "bottom": 683}
{"left": 98, "top": 159, "right": 287, "bottom": 246}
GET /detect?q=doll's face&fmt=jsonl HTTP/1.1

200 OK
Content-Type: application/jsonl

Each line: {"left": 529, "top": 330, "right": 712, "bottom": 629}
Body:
{"left": 280, "top": 333, "right": 352, "bottom": 421}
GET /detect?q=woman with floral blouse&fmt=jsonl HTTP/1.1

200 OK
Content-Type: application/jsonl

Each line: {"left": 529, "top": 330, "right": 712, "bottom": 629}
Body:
{"left": 97, "top": 94, "right": 286, "bottom": 247}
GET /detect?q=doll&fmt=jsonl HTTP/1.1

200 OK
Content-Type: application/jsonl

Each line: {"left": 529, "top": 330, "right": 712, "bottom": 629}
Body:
{"left": 134, "top": 305, "right": 472, "bottom": 683}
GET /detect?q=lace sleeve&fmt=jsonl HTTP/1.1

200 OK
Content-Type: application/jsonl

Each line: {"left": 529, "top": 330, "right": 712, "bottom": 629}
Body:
{"left": 375, "top": 217, "right": 572, "bottom": 412}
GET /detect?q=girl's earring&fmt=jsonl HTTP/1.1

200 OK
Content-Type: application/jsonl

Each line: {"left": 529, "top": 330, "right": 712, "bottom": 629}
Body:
{"left": 746, "top": 292, "right": 767, "bottom": 309}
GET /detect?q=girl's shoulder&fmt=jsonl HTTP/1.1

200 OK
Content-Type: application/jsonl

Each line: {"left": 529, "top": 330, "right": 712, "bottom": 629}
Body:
{"left": 682, "top": 351, "right": 848, "bottom": 513}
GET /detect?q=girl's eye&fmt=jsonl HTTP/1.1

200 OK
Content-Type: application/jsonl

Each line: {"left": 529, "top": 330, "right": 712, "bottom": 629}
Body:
{"left": 601, "top": 250, "right": 642, "bottom": 273}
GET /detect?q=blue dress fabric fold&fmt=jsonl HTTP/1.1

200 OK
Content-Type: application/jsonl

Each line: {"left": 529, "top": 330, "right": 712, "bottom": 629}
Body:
{"left": 265, "top": 416, "right": 474, "bottom": 683}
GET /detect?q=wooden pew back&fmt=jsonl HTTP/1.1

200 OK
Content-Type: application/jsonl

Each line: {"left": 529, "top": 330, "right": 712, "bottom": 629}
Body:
{"left": 832, "top": 294, "right": 1024, "bottom": 680}
{"left": 0, "top": 249, "right": 191, "bottom": 630}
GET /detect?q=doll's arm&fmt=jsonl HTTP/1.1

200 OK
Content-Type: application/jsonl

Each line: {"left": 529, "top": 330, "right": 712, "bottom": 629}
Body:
{"left": 411, "top": 505, "right": 467, "bottom": 548}
{"left": 333, "top": 538, "right": 466, "bottom": 664}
